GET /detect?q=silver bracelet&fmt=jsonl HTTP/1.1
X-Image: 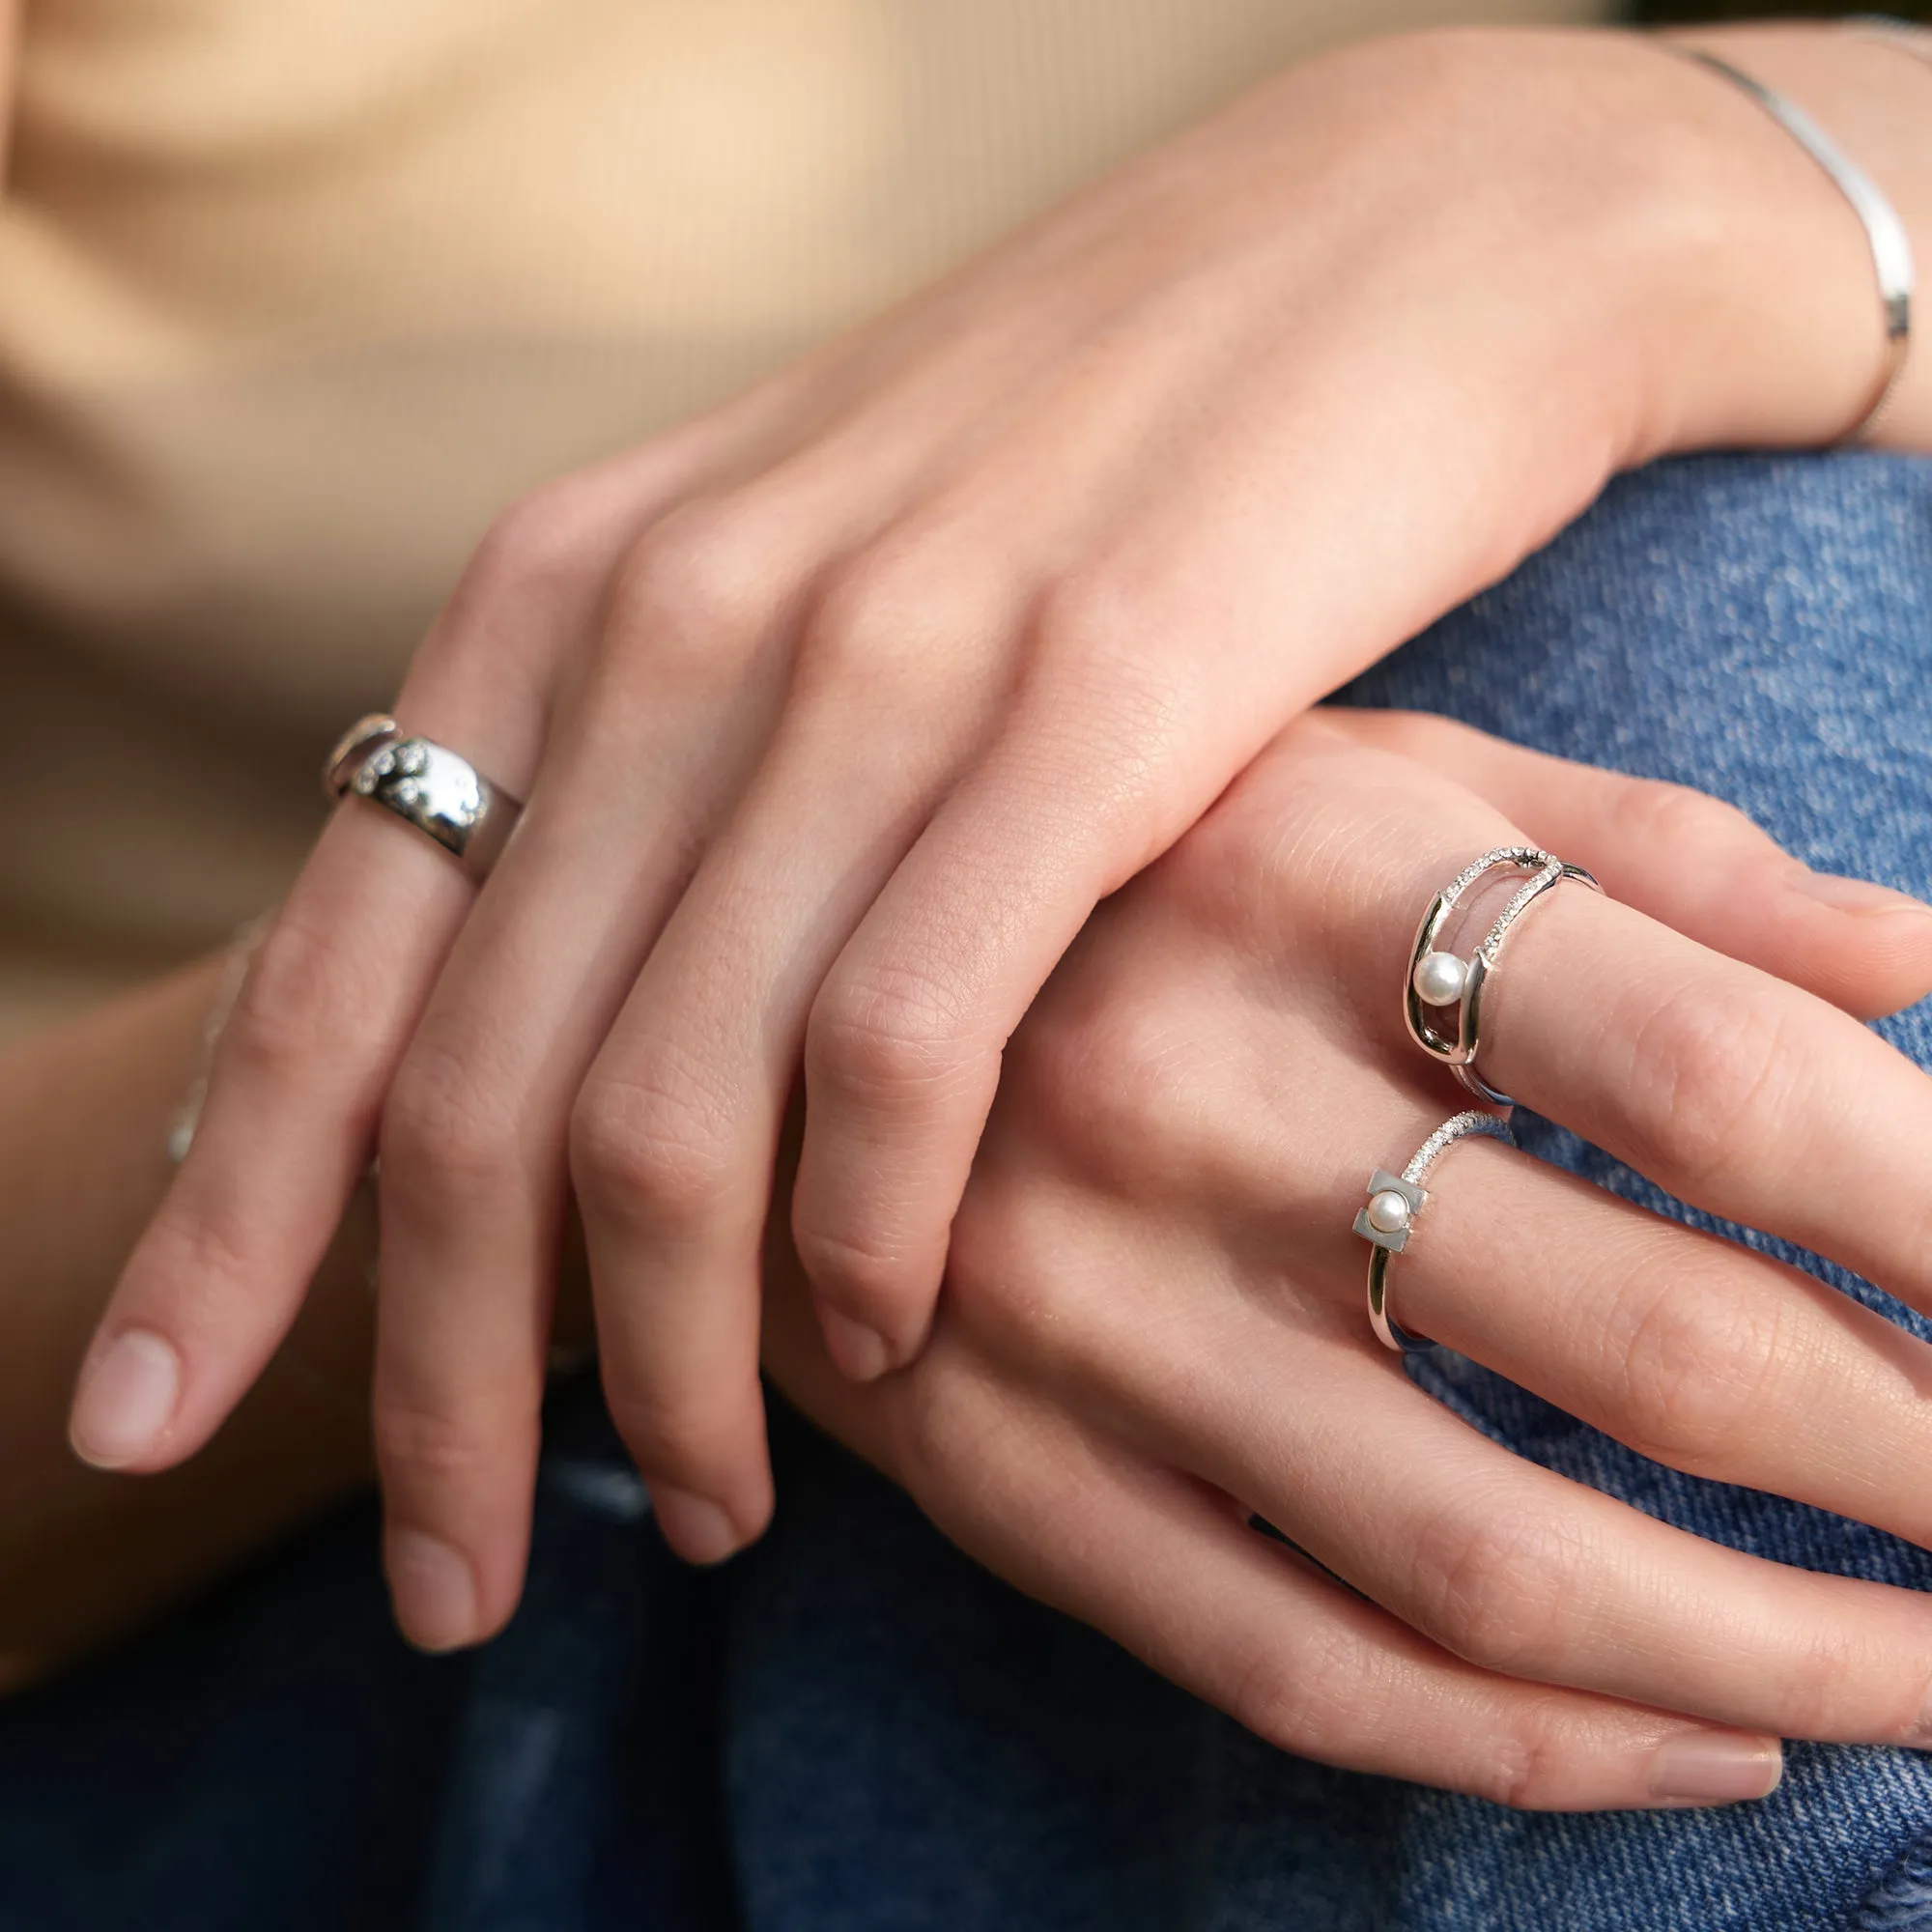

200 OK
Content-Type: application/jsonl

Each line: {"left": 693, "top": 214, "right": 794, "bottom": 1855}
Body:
{"left": 1848, "top": 16, "right": 1932, "bottom": 69}
{"left": 1678, "top": 45, "right": 1914, "bottom": 443}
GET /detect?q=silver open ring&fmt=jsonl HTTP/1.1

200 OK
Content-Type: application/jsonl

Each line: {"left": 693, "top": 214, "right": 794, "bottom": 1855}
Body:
{"left": 323, "top": 712, "right": 523, "bottom": 883}
{"left": 1404, "top": 845, "right": 1601, "bottom": 1107}
{"left": 1355, "top": 1109, "right": 1515, "bottom": 1353}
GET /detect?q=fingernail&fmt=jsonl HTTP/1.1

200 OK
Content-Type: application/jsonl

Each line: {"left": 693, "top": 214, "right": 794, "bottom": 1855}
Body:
{"left": 818, "top": 1305, "right": 892, "bottom": 1381}
{"left": 1649, "top": 1733, "right": 1783, "bottom": 1805}
{"left": 649, "top": 1486, "right": 744, "bottom": 1565}
{"left": 385, "top": 1530, "right": 479, "bottom": 1652}
{"left": 70, "top": 1329, "right": 181, "bottom": 1468}
{"left": 1793, "top": 870, "right": 1932, "bottom": 918}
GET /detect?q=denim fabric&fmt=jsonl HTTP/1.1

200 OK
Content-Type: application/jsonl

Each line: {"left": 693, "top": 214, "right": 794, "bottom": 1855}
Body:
{"left": 0, "top": 1389, "right": 738, "bottom": 1932}
{"left": 5, "top": 451, "right": 1932, "bottom": 1931}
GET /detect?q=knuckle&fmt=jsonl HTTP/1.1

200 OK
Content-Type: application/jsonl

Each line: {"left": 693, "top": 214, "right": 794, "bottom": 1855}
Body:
{"left": 794, "top": 542, "right": 962, "bottom": 704}
{"left": 790, "top": 1217, "right": 916, "bottom": 1324}
{"left": 381, "top": 1038, "right": 522, "bottom": 1207}
{"left": 1762, "top": 1626, "right": 1867, "bottom": 1741}
{"left": 422, "top": 481, "right": 611, "bottom": 684}
{"left": 942, "top": 1176, "right": 1110, "bottom": 1380}
{"left": 1228, "top": 1619, "right": 1379, "bottom": 1760}
{"left": 462, "top": 485, "right": 600, "bottom": 604}
{"left": 373, "top": 1392, "right": 514, "bottom": 1497}
{"left": 890, "top": 1350, "right": 1026, "bottom": 1514}
{"left": 1605, "top": 1255, "right": 1785, "bottom": 1469}
{"left": 568, "top": 1050, "right": 738, "bottom": 1231}
{"left": 806, "top": 964, "right": 978, "bottom": 1111}
{"left": 1009, "top": 993, "right": 1196, "bottom": 1196}
{"left": 223, "top": 912, "right": 355, "bottom": 1089}
{"left": 1030, "top": 563, "right": 1151, "bottom": 669}
{"left": 1029, "top": 572, "right": 1197, "bottom": 752}
{"left": 1621, "top": 980, "right": 1801, "bottom": 1195}
{"left": 604, "top": 497, "right": 781, "bottom": 687}
{"left": 1606, "top": 775, "right": 1764, "bottom": 867}
{"left": 1472, "top": 1718, "right": 1565, "bottom": 1811}
{"left": 1002, "top": 592, "right": 1208, "bottom": 870}
{"left": 601, "top": 1386, "right": 739, "bottom": 1491}
{"left": 1407, "top": 1501, "right": 1581, "bottom": 1675}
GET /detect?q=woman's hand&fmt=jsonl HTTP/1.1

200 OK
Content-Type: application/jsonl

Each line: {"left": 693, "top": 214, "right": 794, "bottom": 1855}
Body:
{"left": 764, "top": 709, "right": 1932, "bottom": 1809}
{"left": 73, "top": 24, "right": 1932, "bottom": 1646}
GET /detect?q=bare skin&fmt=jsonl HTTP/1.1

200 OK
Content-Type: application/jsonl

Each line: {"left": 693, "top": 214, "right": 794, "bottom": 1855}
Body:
{"left": 7, "top": 10, "right": 1932, "bottom": 1810}
{"left": 12, "top": 711, "right": 1932, "bottom": 1813}
{"left": 77, "top": 24, "right": 1932, "bottom": 1665}
{"left": 760, "top": 713, "right": 1932, "bottom": 1807}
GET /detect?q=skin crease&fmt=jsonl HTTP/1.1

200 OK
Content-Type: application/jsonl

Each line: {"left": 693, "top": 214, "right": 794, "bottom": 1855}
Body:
{"left": 49, "top": 15, "right": 1932, "bottom": 1698}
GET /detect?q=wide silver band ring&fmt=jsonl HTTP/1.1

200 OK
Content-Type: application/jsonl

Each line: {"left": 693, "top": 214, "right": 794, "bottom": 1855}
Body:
{"left": 1403, "top": 845, "right": 1601, "bottom": 1107}
{"left": 323, "top": 712, "right": 522, "bottom": 883}
{"left": 1356, "top": 1110, "right": 1515, "bottom": 1353}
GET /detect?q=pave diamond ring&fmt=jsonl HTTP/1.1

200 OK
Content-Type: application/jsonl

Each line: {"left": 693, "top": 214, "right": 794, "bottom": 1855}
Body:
{"left": 324, "top": 712, "right": 523, "bottom": 882}
{"left": 1404, "top": 846, "right": 1601, "bottom": 1107}
{"left": 1355, "top": 1110, "right": 1515, "bottom": 1353}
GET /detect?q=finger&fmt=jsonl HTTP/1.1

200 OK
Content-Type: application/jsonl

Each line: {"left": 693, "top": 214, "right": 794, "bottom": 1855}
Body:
{"left": 1390, "top": 1129, "right": 1932, "bottom": 1556}
{"left": 792, "top": 656, "right": 1231, "bottom": 1373}
{"left": 69, "top": 437, "right": 729, "bottom": 1476}
{"left": 1254, "top": 728, "right": 1932, "bottom": 1341}
{"left": 371, "top": 552, "right": 803, "bottom": 1642}
{"left": 1323, "top": 707, "right": 1932, "bottom": 1019}
{"left": 371, "top": 424, "right": 956, "bottom": 1624}
{"left": 573, "top": 551, "right": 1015, "bottom": 1533}
{"left": 1082, "top": 1240, "right": 1932, "bottom": 1747}
{"left": 899, "top": 1360, "right": 1783, "bottom": 1809}
{"left": 375, "top": 348, "right": 1132, "bottom": 1594}
{"left": 1469, "top": 881, "right": 1932, "bottom": 1327}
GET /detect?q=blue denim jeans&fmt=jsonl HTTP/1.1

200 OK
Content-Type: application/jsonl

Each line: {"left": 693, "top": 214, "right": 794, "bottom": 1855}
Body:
{"left": 7, "top": 451, "right": 1932, "bottom": 1931}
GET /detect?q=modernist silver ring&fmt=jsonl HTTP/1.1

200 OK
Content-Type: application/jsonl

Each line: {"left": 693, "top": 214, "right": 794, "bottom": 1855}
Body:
{"left": 1404, "top": 846, "right": 1601, "bottom": 1107}
{"left": 1356, "top": 1109, "right": 1515, "bottom": 1353}
{"left": 324, "top": 712, "right": 522, "bottom": 883}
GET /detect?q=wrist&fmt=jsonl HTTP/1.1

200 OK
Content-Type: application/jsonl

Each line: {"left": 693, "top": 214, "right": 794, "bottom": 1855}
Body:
{"left": 1623, "top": 23, "right": 1930, "bottom": 457}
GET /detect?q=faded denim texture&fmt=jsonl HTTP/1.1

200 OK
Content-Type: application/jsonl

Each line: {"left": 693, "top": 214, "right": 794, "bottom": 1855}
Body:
{"left": 4, "top": 451, "right": 1930, "bottom": 1930}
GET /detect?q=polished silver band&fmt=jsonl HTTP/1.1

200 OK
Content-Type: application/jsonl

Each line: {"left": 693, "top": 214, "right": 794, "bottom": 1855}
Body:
{"left": 1356, "top": 1110, "right": 1515, "bottom": 1354}
{"left": 324, "top": 711, "right": 522, "bottom": 882}
{"left": 1680, "top": 46, "right": 1914, "bottom": 443}
{"left": 1404, "top": 846, "right": 1600, "bottom": 1108}
{"left": 1849, "top": 16, "right": 1932, "bottom": 73}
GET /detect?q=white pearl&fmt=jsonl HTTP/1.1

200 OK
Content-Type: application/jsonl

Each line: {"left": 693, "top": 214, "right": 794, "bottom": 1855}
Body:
{"left": 1366, "top": 1190, "right": 1411, "bottom": 1235}
{"left": 1412, "top": 951, "right": 1468, "bottom": 1008}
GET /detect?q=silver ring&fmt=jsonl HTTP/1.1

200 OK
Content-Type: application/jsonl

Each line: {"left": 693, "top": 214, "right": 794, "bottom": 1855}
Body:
{"left": 1404, "top": 845, "right": 1601, "bottom": 1107}
{"left": 1356, "top": 1110, "right": 1514, "bottom": 1353}
{"left": 323, "top": 711, "right": 522, "bottom": 883}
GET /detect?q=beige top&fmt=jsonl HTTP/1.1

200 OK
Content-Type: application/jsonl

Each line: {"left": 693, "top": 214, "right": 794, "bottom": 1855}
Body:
{"left": 0, "top": 0, "right": 1603, "bottom": 1040}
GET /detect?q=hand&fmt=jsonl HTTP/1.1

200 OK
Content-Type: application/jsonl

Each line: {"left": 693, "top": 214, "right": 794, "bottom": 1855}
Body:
{"left": 764, "top": 710, "right": 1932, "bottom": 1809}
{"left": 72, "top": 24, "right": 1923, "bottom": 1646}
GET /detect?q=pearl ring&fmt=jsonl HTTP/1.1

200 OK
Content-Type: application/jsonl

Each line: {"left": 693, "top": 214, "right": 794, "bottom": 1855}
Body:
{"left": 1403, "top": 845, "right": 1601, "bottom": 1107}
{"left": 1356, "top": 1110, "right": 1515, "bottom": 1352}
